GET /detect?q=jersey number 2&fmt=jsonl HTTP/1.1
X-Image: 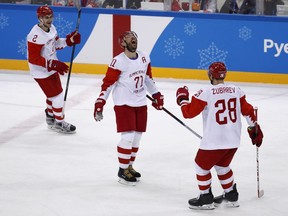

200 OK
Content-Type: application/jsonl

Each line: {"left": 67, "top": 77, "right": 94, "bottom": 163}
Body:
{"left": 215, "top": 98, "right": 237, "bottom": 125}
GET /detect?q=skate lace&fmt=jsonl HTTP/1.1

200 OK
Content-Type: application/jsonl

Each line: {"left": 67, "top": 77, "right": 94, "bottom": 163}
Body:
{"left": 128, "top": 166, "right": 136, "bottom": 174}
{"left": 123, "top": 169, "right": 134, "bottom": 178}
{"left": 61, "top": 121, "right": 71, "bottom": 129}
{"left": 55, "top": 121, "right": 71, "bottom": 129}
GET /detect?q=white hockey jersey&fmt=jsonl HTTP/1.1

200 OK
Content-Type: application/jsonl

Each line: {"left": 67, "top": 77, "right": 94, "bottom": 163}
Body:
{"left": 99, "top": 51, "right": 159, "bottom": 107}
{"left": 27, "top": 24, "right": 67, "bottom": 79}
{"left": 181, "top": 83, "right": 256, "bottom": 150}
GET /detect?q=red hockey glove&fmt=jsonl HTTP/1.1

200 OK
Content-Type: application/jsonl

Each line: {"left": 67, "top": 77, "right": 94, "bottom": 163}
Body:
{"left": 66, "top": 31, "right": 81, "bottom": 46}
{"left": 94, "top": 98, "right": 106, "bottom": 121}
{"left": 247, "top": 124, "right": 263, "bottom": 147}
{"left": 176, "top": 86, "right": 189, "bottom": 106}
{"left": 152, "top": 92, "right": 164, "bottom": 110}
{"left": 47, "top": 59, "right": 69, "bottom": 75}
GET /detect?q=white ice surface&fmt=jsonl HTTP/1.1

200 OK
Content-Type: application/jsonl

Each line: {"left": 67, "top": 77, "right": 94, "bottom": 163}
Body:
{"left": 0, "top": 70, "right": 287, "bottom": 216}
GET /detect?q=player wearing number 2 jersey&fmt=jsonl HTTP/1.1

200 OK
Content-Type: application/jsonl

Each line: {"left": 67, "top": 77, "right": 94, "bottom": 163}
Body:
{"left": 27, "top": 5, "right": 81, "bottom": 134}
{"left": 176, "top": 62, "right": 263, "bottom": 210}
{"left": 94, "top": 31, "right": 164, "bottom": 186}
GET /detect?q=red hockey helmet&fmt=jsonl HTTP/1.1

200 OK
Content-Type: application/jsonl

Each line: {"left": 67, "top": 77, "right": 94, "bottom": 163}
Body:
{"left": 37, "top": 5, "right": 53, "bottom": 18}
{"left": 118, "top": 31, "right": 138, "bottom": 48}
{"left": 208, "top": 62, "right": 227, "bottom": 79}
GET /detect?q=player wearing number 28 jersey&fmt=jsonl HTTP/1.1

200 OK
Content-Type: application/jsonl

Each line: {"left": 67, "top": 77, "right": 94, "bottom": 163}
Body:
{"left": 176, "top": 62, "right": 263, "bottom": 210}
{"left": 184, "top": 82, "right": 253, "bottom": 150}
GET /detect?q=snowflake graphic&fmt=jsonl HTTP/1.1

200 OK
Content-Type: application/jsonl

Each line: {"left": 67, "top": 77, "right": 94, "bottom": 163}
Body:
{"left": 53, "top": 14, "right": 74, "bottom": 37}
{"left": 184, "top": 22, "right": 197, "bottom": 36}
{"left": 198, "top": 42, "right": 228, "bottom": 69}
{"left": 239, "top": 26, "right": 252, "bottom": 41}
{"left": 0, "top": 13, "right": 9, "bottom": 29}
{"left": 17, "top": 39, "right": 27, "bottom": 57}
{"left": 164, "top": 35, "right": 184, "bottom": 59}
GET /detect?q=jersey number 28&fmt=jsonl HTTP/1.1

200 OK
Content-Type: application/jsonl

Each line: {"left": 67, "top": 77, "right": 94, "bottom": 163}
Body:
{"left": 215, "top": 98, "right": 237, "bottom": 125}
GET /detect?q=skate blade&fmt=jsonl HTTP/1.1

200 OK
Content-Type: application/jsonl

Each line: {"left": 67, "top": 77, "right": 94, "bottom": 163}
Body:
{"left": 47, "top": 125, "right": 54, "bottom": 130}
{"left": 189, "top": 203, "right": 215, "bottom": 210}
{"left": 214, "top": 201, "right": 239, "bottom": 208}
{"left": 53, "top": 127, "right": 76, "bottom": 134}
{"left": 118, "top": 178, "right": 136, "bottom": 186}
{"left": 225, "top": 201, "right": 239, "bottom": 208}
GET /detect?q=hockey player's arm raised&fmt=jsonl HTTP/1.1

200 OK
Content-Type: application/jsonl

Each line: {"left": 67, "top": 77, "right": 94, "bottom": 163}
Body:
{"left": 176, "top": 86, "right": 207, "bottom": 118}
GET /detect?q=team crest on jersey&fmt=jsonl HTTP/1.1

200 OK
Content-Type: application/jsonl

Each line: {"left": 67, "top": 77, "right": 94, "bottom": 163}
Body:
{"left": 194, "top": 89, "right": 203, "bottom": 97}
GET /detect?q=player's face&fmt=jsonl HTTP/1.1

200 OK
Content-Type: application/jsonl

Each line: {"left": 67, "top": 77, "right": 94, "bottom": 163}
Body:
{"left": 40, "top": 14, "right": 53, "bottom": 28}
{"left": 124, "top": 33, "right": 138, "bottom": 52}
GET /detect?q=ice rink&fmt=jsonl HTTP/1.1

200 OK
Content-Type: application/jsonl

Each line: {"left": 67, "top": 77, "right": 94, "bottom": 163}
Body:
{"left": 0, "top": 70, "right": 287, "bottom": 216}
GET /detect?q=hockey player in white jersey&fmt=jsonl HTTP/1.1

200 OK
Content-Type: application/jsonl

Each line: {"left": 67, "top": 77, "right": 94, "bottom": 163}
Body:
{"left": 27, "top": 5, "right": 81, "bottom": 134}
{"left": 176, "top": 62, "right": 264, "bottom": 209}
{"left": 94, "top": 31, "right": 164, "bottom": 185}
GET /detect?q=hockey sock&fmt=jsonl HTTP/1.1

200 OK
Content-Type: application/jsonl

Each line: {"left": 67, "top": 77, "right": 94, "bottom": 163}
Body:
{"left": 46, "top": 99, "right": 53, "bottom": 116}
{"left": 195, "top": 162, "right": 212, "bottom": 194}
{"left": 118, "top": 132, "right": 135, "bottom": 169}
{"left": 215, "top": 165, "right": 234, "bottom": 193}
{"left": 48, "top": 92, "right": 64, "bottom": 122}
{"left": 129, "top": 132, "right": 142, "bottom": 165}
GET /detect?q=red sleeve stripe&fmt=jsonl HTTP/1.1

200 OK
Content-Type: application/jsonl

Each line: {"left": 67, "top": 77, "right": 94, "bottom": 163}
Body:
{"left": 27, "top": 42, "right": 46, "bottom": 67}
{"left": 181, "top": 96, "right": 207, "bottom": 118}
{"left": 240, "top": 96, "right": 256, "bottom": 122}
{"left": 146, "top": 63, "right": 152, "bottom": 78}
{"left": 101, "top": 67, "right": 121, "bottom": 92}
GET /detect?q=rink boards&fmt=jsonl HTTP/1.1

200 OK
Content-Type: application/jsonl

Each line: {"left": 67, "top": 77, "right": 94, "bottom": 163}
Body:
{"left": 0, "top": 4, "right": 288, "bottom": 84}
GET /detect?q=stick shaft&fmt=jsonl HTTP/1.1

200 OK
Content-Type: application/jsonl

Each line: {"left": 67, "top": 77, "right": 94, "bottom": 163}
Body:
{"left": 254, "top": 107, "right": 263, "bottom": 198}
{"left": 63, "top": 4, "right": 82, "bottom": 115}
{"left": 146, "top": 95, "right": 202, "bottom": 139}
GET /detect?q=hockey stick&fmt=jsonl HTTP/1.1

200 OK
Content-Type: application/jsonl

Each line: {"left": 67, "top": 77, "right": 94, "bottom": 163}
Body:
{"left": 254, "top": 107, "right": 264, "bottom": 198}
{"left": 63, "top": 0, "right": 82, "bottom": 116}
{"left": 146, "top": 95, "right": 202, "bottom": 139}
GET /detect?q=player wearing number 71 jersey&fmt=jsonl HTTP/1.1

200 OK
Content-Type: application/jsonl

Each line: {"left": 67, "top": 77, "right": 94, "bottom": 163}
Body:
{"left": 94, "top": 31, "right": 164, "bottom": 186}
{"left": 176, "top": 62, "right": 263, "bottom": 210}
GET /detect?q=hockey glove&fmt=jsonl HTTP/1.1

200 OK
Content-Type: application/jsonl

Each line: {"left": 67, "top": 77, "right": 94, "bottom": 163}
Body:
{"left": 176, "top": 86, "right": 189, "bottom": 106}
{"left": 66, "top": 31, "right": 81, "bottom": 46}
{"left": 152, "top": 92, "right": 164, "bottom": 110}
{"left": 94, "top": 98, "right": 106, "bottom": 121}
{"left": 47, "top": 59, "right": 69, "bottom": 75}
{"left": 247, "top": 124, "right": 263, "bottom": 147}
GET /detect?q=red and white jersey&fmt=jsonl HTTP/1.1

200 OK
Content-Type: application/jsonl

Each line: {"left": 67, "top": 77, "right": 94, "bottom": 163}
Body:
{"left": 27, "top": 24, "right": 67, "bottom": 79}
{"left": 99, "top": 51, "right": 159, "bottom": 107}
{"left": 181, "top": 83, "right": 256, "bottom": 150}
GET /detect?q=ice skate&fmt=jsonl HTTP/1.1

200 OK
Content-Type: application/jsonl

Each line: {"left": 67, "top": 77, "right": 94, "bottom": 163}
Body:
{"left": 53, "top": 121, "right": 76, "bottom": 134}
{"left": 45, "top": 109, "right": 54, "bottom": 129}
{"left": 118, "top": 168, "right": 137, "bottom": 186}
{"left": 128, "top": 165, "right": 141, "bottom": 181}
{"left": 188, "top": 188, "right": 215, "bottom": 210}
{"left": 214, "top": 184, "right": 239, "bottom": 208}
